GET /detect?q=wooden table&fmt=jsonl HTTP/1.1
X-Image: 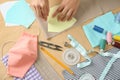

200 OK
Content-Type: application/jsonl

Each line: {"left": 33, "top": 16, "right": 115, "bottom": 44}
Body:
{"left": 0, "top": 0, "right": 120, "bottom": 80}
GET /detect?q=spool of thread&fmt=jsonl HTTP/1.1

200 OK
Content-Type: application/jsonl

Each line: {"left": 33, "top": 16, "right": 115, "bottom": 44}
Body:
{"left": 115, "top": 12, "right": 120, "bottom": 23}
{"left": 113, "top": 35, "right": 120, "bottom": 42}
{"left": 106, "top": 32, "right": 112, "bottom": 45}
{"left": 93, "top": 25, "right": 107, "bottom": 34}
{"left": 99, "top": 39, "right": 106, "bottom": 52}
{"left": 112, "top": 41, "right": 120, "bottom": 49}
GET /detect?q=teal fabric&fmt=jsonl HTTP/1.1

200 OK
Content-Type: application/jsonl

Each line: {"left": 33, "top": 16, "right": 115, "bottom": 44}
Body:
{"left": 5, "top": 0, "right": 35, "bottom": 28}
{"left": 83, "top": 12, "right": 120, "bottom": 47}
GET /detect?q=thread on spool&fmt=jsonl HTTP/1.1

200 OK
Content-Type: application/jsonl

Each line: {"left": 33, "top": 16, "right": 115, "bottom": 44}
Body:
{"left": 113, "top": 35, "right": 120, "bottom": 42}
{"left": 99, "top": 39, "right": 106, "bottom": 52}
{"left": 112, "top": 41, "right": 120, "bottom": 49}
{"left": 93, "top": 25, "right": 107, "bottom": 34}
{"left": 106, "top": 32, "right": 112, "bottom": 45}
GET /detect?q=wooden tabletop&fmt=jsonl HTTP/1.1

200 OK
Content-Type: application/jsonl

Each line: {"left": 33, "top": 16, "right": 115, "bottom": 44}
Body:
{"left": 0, "top": 0, "right": 120, "bottom": 80}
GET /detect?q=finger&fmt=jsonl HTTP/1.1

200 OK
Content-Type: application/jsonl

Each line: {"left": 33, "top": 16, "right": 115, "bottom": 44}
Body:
{"left": 38, "top": 7, "right": 44, "bottom": 19}
{"left": 34, "top": 5, "right": 40, "bottom": 17}
{"left": 66, "top": 9, "right": 74, "bottom": 21}
{"left": 46, "top": 2, "right": 49, "bottom": 16}
{"left": 41, "top": 6, "right": 46, "bottom": 20}
{"left": 52, "top": 6, "right": 64, "bottom": 17}
{"left": 43, "top": 6, "right": 47, "bottom": 20}
{"left": 58, "top": 8, "right": 69, "bottom": 21}
{"left": 68, "top": 9, "right": 77, "bottom": 21}
{"left": 45, "top": 5, "right": 49, "bottom": 18}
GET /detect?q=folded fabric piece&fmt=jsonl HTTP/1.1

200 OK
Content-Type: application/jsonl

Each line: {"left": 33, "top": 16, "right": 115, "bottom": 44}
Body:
{"left": 5, "top": 0, "right": 35, "bottom": 28}
{"left": 0, "top": 1, "right": 19, "bottom": 26}
{"left": 7, "top": 32, "right": 38, "bottom": 78}
{"left": 47, "top": 5, "right": 76, "bottom": 32}
{"left": 1, "top": 55, "right": 43, "bottom": 80}
{"left": 83, "top": 12, "right": 120, "bottom": 47}
{"left": 62, "top": 47, "right": 120, "bottom": 80}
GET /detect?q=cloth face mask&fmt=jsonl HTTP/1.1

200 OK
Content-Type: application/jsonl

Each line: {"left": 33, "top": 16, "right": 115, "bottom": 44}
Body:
{"left": 1, "top": 55, "right": 43, "bottom": 80}
{"left": 7, "top": 32, "right": 38, "bottom": 78}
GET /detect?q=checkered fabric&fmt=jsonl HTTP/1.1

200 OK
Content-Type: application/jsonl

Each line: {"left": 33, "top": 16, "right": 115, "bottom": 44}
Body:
{"left": 1, "top": 55, "right": 43, "bottom": 80}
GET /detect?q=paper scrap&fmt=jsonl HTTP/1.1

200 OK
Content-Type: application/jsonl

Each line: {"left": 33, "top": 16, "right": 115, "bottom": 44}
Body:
{"left": 5, "top": 0, "right": 35, "bottom": 28}
{"left": 0, "top": 1, "right": 19, "bottom": 26}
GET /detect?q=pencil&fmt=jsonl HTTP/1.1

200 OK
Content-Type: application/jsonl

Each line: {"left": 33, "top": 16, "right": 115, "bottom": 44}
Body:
{"left": 40, "top": 47, "right": 74, "bottom": 75}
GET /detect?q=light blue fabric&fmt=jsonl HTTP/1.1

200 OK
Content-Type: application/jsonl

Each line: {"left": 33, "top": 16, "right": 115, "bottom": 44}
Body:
{"left": 5, "top": 0, "right": 35, "bottom": 28}
{"left": 83, "top": 12, "right": 120, "bottom": 47}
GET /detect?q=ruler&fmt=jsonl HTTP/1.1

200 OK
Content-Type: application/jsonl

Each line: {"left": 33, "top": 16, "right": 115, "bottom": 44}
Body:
{"left": 35, "top": 52, "right": 62, "bottom": 80}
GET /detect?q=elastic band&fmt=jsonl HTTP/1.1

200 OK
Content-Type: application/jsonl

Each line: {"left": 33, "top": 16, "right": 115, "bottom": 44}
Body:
{"left": 0, "top": 41, "right": 16, "bottom": 58}
{"left": 0, "top": 41, "right": 15, "bottom": 80}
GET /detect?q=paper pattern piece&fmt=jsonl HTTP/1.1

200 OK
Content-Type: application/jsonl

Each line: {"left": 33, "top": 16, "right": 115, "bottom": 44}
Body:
{"left": 0, "top": 1, "right": 19, "bottom": 26}
{"left": 83, "top": 12, "right": 120, "bottom": 47}
{"left": 47, "top": 6, "right": 76, "bottom": 32}
{"left": 5, "top": 0, "right": 35, "bottom": 28}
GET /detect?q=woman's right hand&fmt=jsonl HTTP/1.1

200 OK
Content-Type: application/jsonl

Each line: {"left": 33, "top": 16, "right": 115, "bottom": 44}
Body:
{"left": 31, "top": 0, "right": 49, "bottom": 20}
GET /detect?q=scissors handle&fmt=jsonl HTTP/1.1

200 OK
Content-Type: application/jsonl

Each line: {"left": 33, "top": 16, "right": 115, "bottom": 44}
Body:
{"left": 39, "top": 41, "right": 62, "bottom": 51}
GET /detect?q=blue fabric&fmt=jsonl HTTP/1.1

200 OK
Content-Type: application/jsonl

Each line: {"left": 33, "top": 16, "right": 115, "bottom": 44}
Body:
{"left": 5, "top": 0, "right": 35, "bottom": 28}
{"left": 83, "top": 12, "right": 120, "bottom": 47}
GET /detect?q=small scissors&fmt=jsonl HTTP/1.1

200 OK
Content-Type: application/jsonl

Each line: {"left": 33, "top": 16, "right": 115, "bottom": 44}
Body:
{"left": 39, "top": 41, "right": 63, "bottom": 51}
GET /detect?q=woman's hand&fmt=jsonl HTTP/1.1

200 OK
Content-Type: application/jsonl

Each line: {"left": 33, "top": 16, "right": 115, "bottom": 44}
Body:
{"left": 31, "top": 0, "right": 49, "bottom": 20}
{"left": 52, "top": 0, "right": 80, "bottom": 21}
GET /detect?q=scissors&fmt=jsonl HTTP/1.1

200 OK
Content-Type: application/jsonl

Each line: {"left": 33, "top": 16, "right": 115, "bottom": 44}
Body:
{"left": 39, "top": 41, "right": 63, "bottom": 51}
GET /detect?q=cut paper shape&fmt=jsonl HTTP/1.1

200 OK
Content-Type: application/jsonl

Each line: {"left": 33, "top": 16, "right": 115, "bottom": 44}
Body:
{"left": 47, "top": 6, "right": 76, "bottom": 32}
{"left": 0, "top": 1, "right": 19, "bottom": 26}
{"left": 5, "top": 0, "right": 35, "bottom": 28}
{"left": 83, "top": 12, "right": 120, "bottom": 47}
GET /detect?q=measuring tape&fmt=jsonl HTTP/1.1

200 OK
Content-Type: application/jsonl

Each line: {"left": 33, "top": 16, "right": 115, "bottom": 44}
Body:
{"left": 79, "top": 73, "right": 95, "bottom": 80}
{"left": 62, "top": 48, "right": 80, "bottom": 65}
{"left": 67, "top": 34, "right": 91, "bottom": 68}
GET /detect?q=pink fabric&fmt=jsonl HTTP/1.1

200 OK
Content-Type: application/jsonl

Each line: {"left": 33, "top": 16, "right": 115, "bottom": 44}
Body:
{"left": 7, "top": 32, "right": 38, "bottom": 78}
